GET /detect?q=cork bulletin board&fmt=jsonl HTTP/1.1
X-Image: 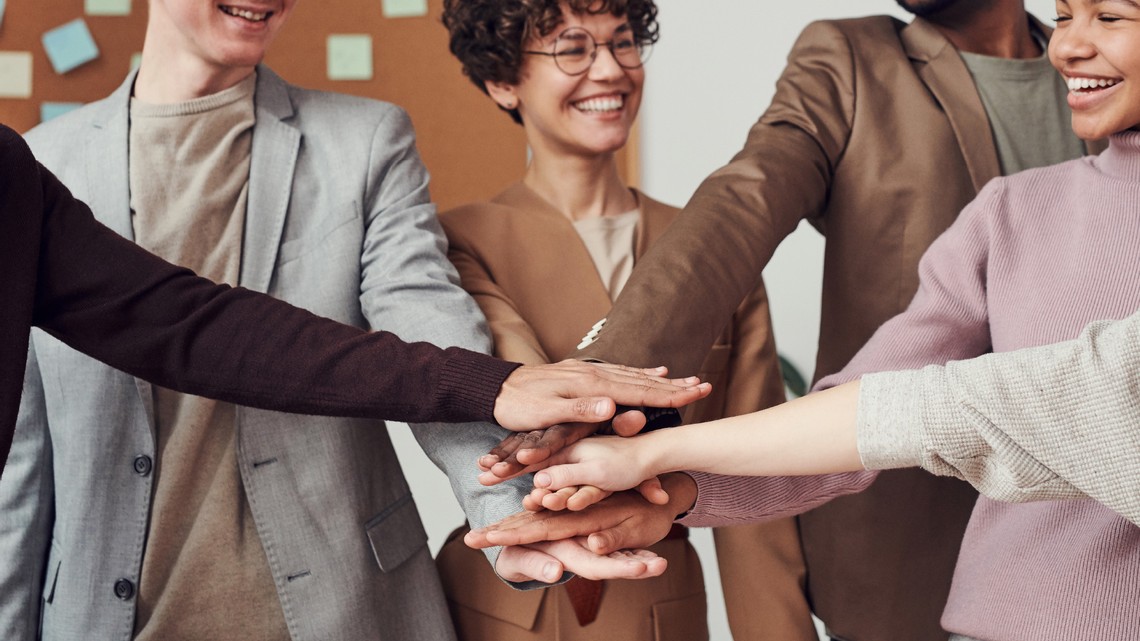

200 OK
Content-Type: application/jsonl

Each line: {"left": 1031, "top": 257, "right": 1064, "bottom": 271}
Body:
{"left": 0, "top": 0, "right": 637, "bottom": 209}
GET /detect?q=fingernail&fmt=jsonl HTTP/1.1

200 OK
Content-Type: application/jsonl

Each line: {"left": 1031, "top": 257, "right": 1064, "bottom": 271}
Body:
{"left": 684, "top": 376, "right": 700, "bottom": 384}
{"left": 544, "top": 563, "right": 560, "bottom": 582}
{"left": 592, "top": 400, "right": 609, "bottom": 417}
{"left": 535, "top": 472, "right": 551, "bottom": 488}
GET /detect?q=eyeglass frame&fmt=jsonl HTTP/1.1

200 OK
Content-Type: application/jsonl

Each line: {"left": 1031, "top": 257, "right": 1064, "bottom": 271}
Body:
{"left": 521, "top": 25, "right": 652, "bottom": 76}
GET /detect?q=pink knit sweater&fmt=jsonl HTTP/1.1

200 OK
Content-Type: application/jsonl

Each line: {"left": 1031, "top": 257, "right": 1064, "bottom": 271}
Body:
{"left": 680, "top": 132, "right": 1140, "bottom": 641}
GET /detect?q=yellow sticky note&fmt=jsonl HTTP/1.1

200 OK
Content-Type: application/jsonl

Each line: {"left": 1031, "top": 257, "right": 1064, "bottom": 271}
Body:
{"left": 327, "top": 35, "right": 372, "bottom": 81}
{"left": 382, "top": 0, "right": 427, "bottom": 18}
{"left": 0, "top": 51, "right": 32, "bottom": 98}
{"left": 86, "top": 0, "right": 131, "bottom": 16}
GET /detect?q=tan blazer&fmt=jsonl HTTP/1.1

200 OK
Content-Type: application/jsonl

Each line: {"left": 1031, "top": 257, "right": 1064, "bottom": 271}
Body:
{"left": 575, "top": 15, "right": 1105, "bottom": 641}
{"left": 438, "top": 182, "right": 799, "bottom": 640}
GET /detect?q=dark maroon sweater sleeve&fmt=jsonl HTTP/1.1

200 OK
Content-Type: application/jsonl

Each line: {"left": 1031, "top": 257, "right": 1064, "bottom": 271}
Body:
{"left": 1, "top": 125, "right": 519, "bottom": 472}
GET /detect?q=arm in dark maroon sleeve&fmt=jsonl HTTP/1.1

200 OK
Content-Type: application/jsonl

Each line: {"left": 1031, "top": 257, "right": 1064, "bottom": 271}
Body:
{"left": 31, "top": 156, "right": 519, "bottom": 425}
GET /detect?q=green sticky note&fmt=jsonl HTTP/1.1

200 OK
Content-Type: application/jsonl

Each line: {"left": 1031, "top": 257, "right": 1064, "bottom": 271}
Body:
{"left": 0, "top": 0, "right": 7, "bottom": 31}
{"left": 327, "top": 34, "right": 372, "bottom": 81}
{"left": 86, "top": 0, "right": 131, "bottom": 16}
{"left": 381, "top": 0, "right": 427, "bottom": 18}
{"left": 0, "top": 51, "right": 32, "bottom": 98}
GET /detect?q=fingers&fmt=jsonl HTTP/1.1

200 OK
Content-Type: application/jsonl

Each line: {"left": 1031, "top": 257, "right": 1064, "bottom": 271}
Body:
{"left": 494, "top": 545, "right": 565, "bottom": 584}
{"left": 531, "top": 537, "right": 666, "bottom": 581}
{"left": 565, "top": 486, "right": 611, "bottom": 511}
{"left": 512, "top": 423, "right": 600, "bottom": 467}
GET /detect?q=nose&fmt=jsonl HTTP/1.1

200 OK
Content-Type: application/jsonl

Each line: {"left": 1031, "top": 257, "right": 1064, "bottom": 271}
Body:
{"left": 588, "top": 44, "right": 625, "bottom": 81}
{"left": 1049, "top": 18, "right": 1097, "bottom": 65}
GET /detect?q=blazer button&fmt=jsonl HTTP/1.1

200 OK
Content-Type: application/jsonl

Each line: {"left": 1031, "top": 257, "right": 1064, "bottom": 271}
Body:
{"left": 113, "top": 578, "right": 135, "bottom": 601}
{"left": 132, "top": 455, "right": 153, "bottom": 477}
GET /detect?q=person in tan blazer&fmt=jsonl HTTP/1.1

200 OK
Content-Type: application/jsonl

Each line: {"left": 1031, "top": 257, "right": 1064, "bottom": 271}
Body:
{"left": 435, "top": 0, "right": 809, "bottom": 639}
{"left": 476, "top": 2, "right": 1106, "bottom": 640}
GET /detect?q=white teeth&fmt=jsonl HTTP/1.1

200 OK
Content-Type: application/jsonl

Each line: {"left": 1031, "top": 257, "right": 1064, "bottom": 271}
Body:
{"left": 573, "top": 96, "right": 624, "bottom": 113}
{"left": 220, "top": 5, "right": 270, "bottom": 21}
{"left": 1067, "top": 76, "right": 1119, "bottom": 92}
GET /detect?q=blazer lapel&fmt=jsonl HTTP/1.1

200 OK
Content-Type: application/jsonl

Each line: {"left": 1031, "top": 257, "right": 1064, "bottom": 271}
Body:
{"left": 240, "top": 66, "right": 301, "bottom": 293}
{"left": 632, "top": 190, "right": 677, "bottom": 260}
{"left": 84, "top": 72, "right": 135, "bottom": 240}
{"left": 80, "top": 71, "right": 158, "bottom": 426}
{"left": 902, "top": 18, "right": 1002, "bottom": 192}
{"left": 493, "top": 183, "right": 613, "bottom": 347}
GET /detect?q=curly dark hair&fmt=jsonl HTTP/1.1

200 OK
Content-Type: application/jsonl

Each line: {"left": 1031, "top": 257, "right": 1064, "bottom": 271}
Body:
{"left": 441, "top": 0, "right": 660, "bottom": 124}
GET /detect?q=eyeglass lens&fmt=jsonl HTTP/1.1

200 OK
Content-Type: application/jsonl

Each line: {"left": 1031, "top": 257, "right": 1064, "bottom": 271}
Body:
{"left": 551, "top": 26, "right": 648, "bottom": 75}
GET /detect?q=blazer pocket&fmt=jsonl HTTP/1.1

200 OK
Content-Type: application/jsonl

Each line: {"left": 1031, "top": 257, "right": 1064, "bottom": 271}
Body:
{"left": 276, "top": 202, "right": 360, "bottom": 266}
{"left": 652, "top": 592, "right": 709, "bottom": 641}
{"left": 364, "top": 493, "right": 429, "bottom": 573}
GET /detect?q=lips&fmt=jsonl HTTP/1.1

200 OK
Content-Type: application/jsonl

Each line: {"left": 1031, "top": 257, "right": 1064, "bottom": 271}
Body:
{"left": 572, "top": 94, "right": 624, "bottom": 113}
{"left": 1066, "top": 75, "right": 1121, "bottom": 93}
{"left": 218, "top": 5, "right": 272, "bottom": 22}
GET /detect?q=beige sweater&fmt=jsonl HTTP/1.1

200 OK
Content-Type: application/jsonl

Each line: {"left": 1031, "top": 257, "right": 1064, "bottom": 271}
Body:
{"left": 859, "top": 310, "right": 1140, "bottom": 526}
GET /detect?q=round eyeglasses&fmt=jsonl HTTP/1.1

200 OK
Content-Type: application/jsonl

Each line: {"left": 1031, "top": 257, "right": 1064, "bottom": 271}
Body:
{"left": 523, "top": 26, "right": 652, "bottom": 76}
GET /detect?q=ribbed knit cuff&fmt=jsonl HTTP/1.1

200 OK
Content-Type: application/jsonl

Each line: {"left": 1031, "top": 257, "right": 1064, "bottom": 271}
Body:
{"left": 856, "top": 369, "right": 931, "bottom": 470}
{"left": 435, "top": 348, "right": 522, "bottom": 424}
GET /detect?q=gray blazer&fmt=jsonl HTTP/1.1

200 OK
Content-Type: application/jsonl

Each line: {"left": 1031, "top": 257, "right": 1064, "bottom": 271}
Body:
{"left": 0, "top": 67, "right": 528, "bottom": 641}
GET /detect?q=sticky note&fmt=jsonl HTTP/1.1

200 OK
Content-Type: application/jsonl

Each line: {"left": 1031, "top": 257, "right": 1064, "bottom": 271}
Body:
{"left": 0, "top": 0, "right": 7, "bottom": 31}
{"left": 327, "top": 35, "right": 372, "bottom": 81}
{"left": 130, "top": 51, "right": 142, "bottom": 71}
{"left": 86, "top": 0, "right": 131, "bottom": 16}
{"left": 42, "top": 19, "right": 100, "bottom": 74}
{"left": 381, "top": 0, "right": 428, "bottom": 18}
{"left": 41, "top": 102, "right": 84, "bottom": 123}
{"left": 0, "top": 51, "right": 32, "bottom": 98}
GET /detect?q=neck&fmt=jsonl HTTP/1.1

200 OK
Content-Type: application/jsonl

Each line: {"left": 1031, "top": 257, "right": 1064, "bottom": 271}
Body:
{"left": 134, "top": 47, "right": 255, "bottom": 103}
{"left": 523, "top": 150, "right": 636, "bottom": 221}
{"left": 924, "top": 1, "right": 1039, "bottom": 58}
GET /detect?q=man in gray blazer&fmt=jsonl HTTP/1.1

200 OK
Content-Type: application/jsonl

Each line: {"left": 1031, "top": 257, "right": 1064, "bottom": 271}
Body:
{"left": 0, "top": 2, "right": 650, "bottom": 639}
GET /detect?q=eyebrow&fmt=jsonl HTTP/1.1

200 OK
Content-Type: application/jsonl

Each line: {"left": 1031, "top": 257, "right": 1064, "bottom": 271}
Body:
{"left": 1091, "top": 0, "right": 1140, "bottom": 8}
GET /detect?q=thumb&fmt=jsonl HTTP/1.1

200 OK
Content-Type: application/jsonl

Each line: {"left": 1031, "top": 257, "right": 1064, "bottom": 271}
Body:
{"left": 534, "top": 463, "right": 595, "bottom": 491}
{"left": 496, "top": 546, "right": 565, "bottom": 584}
{"left": 586, "top": 527, "right": 628, "bottom": 556}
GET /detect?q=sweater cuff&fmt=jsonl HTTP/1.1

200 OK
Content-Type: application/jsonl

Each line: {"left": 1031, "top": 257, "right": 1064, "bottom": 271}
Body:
{"left": 856, "top": 370, "right": 929, "bottom": 470}
{"left": 436, "top": 348, "right": 522, "bottom": 423}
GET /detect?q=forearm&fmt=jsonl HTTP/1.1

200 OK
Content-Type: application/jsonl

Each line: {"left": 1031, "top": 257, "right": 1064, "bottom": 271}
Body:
{"left": 644, "top": 383, "right": 864, "bottom": 478}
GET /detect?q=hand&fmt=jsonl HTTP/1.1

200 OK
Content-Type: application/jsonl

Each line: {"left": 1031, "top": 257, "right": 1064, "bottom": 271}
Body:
{"left": 492, "top": 359, "right": 709, "bottom": 431}
{"left": 478, "top": 433, "right": 655, "bottom": 493}
{"left": 522, "top": 478, "right": 668, "bottom": 512}
{"left": 470, "top": 475, "right": 697, "bottom": 555}
{"left": 494, "top": 536, "right": 667, "bottom": 582}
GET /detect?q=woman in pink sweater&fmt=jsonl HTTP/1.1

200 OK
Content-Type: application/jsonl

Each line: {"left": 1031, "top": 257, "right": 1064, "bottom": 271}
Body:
{"left": 476, "top": 1, "right": 1140, "bottom": 639}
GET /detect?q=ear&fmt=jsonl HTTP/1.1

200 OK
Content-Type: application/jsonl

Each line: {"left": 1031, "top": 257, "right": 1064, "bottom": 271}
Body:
{"left": 485, "top": 80, "right": 520, "bottom": 110}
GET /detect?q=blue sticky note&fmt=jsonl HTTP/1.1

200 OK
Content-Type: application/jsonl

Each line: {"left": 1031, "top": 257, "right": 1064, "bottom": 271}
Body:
{"left": 0, "top": 0, "right": 7, "bottom": 31}
{"left": 42, "top": 19, "right": 100, "bottom": 74}
{"left": 41, "top": 102, "right": 84, "bottom": 123}
{"left": 327, "top": 34, "right": 372, "bottom": 81}
{"left": 381, "top": 0, "right": 428, "bottom": 18}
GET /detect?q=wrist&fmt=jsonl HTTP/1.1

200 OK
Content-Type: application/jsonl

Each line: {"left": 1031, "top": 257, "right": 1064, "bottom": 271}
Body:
{"left": 660, "top": 472, "right": 698, "bottom": 519}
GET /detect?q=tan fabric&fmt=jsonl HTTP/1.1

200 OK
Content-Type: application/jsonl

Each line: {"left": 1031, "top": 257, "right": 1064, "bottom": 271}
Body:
{"left": 128, "top": 73, "right": 288, "bottom": 641}
{"left": 440, "top": 183, "right": 799, "bottom": 639}
{"left": 571, "top": 209, "right": 639, "bottom": 299}
{"left": 438, "top": 529, "right": 708, "bottom": 641}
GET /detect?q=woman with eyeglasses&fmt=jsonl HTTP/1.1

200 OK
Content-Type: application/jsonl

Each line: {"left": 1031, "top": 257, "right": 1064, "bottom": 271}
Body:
{"left": 434, "top": 1, "right": 811, "bottom": 640}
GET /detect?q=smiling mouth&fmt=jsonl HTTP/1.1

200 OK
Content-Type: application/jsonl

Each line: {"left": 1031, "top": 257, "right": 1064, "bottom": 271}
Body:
{"left": 219, "top": 5, "right": 272, "bottom": 22}
{"left": 1066, "top": 76, "right": 1121, "bottom": 93}
{"left": 573, "top": 95, "right": 624, "bottom": 114}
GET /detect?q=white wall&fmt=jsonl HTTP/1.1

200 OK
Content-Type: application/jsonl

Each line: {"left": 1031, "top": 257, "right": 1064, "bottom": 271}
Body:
{"left": 392, "top": 2, "right": 1059, "bottom": 640}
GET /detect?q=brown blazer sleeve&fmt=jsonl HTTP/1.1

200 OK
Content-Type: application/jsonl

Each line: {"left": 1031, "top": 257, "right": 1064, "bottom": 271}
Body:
{"left": 1, "top": 125, "right": 516, "bottom": 472}
{"left": 575, "top": 21, "right": 857, "bottom": 375}
{"left": 443, "top": 222, "right": 550, "bottom": 366}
